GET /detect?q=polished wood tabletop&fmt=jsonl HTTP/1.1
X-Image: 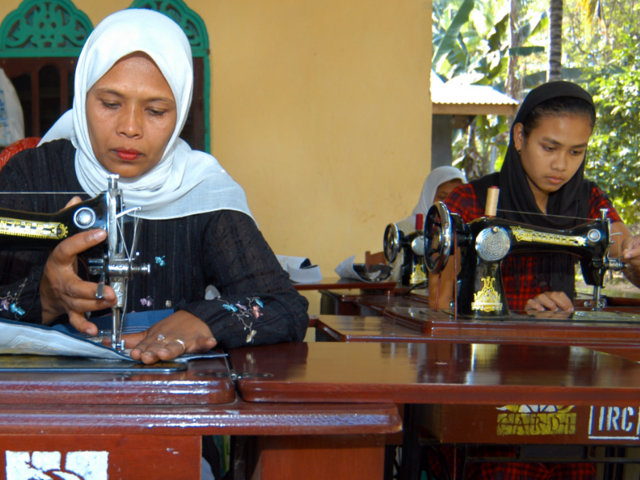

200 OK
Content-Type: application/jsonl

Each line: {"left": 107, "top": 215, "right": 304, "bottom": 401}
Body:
{"left": 315, "top": 314, "right": 640, "bottom": 360}
{"left": 0, "top": 355, "right": 401, "bottom": 480}
{"left": 316, "top": 315, "right": 425, "bottom": 342}
{"left": 231, "top": 341, "right": 640, "bottom": 405}
{"left": 0, "top": 356, "right": 235, "bottom": 405}
{"left": 293, "top": 277, "right": 397, "bottom": 291}
{"left": 318, "top": 287, "right": 640, "bottom": 360}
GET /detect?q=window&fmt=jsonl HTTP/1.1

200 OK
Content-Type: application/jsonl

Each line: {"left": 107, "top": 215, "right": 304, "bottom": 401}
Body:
{"left": 0, "top": 0, "right": 210, "bottom": 150}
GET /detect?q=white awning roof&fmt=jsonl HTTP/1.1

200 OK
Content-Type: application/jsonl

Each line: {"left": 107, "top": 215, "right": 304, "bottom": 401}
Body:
{"left": 431, "top": 71, "right": 519, "bottom": 116}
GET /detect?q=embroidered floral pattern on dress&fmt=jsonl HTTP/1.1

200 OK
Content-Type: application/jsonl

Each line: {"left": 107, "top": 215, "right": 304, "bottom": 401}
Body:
{"left": 217, "top": 297, "right": 264, "bottom": 343}
{"left": 140, "top": 296, "right": 154, "bottom": 307}
{"left": 0, "top": 278, "right": 27, "bottom": 318}
{"left": 155, "top": 256, "right": 166, "bottom": 266}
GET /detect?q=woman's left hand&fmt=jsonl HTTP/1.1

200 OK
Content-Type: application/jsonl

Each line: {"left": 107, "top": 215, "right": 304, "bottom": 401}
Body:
{"left": 123, "top": 311, "right": 217, "bottom": 364}
{"left": 622, "top": 234, "right": 640, "bottom": 268}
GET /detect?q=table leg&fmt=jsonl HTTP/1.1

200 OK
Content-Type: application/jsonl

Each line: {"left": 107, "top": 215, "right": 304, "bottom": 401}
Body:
{"left": 400, "top": 404, "right": 421, "bottom": 480}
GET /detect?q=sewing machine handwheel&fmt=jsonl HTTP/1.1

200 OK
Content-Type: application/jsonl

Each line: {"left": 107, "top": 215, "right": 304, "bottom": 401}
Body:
{"left": 424, "top": 202, "right": 453, "bottom": 274}
{"left": 383, "top": 223, "right": 401, "bottom": 263}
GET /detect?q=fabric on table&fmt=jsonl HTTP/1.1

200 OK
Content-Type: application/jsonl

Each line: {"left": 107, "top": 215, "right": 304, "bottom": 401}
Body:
{"left": 0, "top": 140, "right": 309, "bottom": 349}
{"left": 445, "top": 182, "right": 620, "bottom": 311}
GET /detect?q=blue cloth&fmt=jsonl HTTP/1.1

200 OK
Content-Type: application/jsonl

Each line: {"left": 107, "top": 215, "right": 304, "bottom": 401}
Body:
{"left": 52, "top": 309, "right": 174, "bottom": 336}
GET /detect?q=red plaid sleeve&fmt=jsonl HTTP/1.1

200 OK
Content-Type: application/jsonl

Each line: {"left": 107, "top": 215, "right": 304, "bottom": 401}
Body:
{"left": 444, "top": 184, "right": 484, "bottom": 223}
{"left": 589, "top": 184, "right": 621, "bottom": 223}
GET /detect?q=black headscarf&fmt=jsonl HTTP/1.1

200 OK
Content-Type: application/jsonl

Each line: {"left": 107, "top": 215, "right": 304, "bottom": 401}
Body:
{"left": 473, "top": 81, "right": 596, "bottom": 302}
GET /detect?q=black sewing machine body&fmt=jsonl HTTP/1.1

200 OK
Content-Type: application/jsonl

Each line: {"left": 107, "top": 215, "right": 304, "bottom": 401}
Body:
{"left": 425, "top": 202, "right": 624, "bottom": 318}
{"left": 0, "top": 193, "right": 109, "bottom": 250}
{"left": 383, "top": 223, "right": 427, "bottom": 286}
{"left": 0, "top": 175, "right": 150, "bottom": 352}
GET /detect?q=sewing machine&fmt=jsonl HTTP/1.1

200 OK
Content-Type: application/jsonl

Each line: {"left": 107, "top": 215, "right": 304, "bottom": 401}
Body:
{"left": 423, "top": 201, "right": 626, "bottom": 318}
{"left": 0, "top": 175, "right": 150, "bottom": 351}
{"left": 383, "top": 221, "right": 427, "bottom": 286}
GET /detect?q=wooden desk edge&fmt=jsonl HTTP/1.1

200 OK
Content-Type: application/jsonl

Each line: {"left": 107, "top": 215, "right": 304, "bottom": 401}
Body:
{"left": 237, "top": 383, "right": 640, "bottom": 407}
{"left": 0, "top": 401, "right": 402, "bottom": 436}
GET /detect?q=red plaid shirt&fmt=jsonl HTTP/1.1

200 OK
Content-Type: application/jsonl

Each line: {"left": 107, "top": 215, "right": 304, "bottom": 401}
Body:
{"left": 428, "top": 445, "right": 596, "bottom": 480}
{"left": 445, "top": 183, "right": 621, "bottom": 311}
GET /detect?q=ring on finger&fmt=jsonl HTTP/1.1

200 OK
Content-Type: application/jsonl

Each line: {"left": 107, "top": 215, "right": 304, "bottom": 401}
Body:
{"left": 157, "top": 334, "right": 167, "bottom": 343}
{"left": 173, "top": 338, "right": 187, "bottom": 354}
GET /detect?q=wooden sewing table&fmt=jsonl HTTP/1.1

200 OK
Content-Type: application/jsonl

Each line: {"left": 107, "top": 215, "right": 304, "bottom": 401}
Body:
{"left": 0, "top": 354, "right": 401, "bottom": 480}
{"left": 230, "top": 341, "right": 640, "bottom": 480}
{"left": 312, "top": 287, "right": 640, "bottom": 478}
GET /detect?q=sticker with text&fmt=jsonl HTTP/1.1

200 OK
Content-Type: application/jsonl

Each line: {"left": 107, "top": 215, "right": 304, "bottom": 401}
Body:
{"left": 588, "top": 406, "right": 640, "bottom": 440}
{"left": 496, "top": 405, "right": 576, "bottom": 436}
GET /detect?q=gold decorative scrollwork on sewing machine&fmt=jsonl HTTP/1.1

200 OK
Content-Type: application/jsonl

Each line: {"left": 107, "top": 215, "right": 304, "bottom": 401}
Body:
{"left": 0, "top": 217, "right": 68, "bottom": 240}
{"left": 471, "top": 277, "right": 503, "bottom": 313}
{"left": 510, "top": 226, "right": 586, "bottom": 247}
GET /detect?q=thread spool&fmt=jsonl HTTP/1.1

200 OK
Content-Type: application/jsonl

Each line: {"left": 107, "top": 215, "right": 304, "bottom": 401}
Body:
{"left": 485, "top": 187, "right": 499, "bottom": 217}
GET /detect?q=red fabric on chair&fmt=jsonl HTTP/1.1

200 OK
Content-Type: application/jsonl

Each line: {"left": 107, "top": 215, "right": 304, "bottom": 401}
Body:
{"left": 0, "top": 137, "right": 41, "bottom": 171}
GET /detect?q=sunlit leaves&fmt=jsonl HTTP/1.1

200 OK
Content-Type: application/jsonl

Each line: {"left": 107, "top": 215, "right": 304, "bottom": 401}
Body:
{"left": 584, "top": 33, "right": 640, "bottom": 223}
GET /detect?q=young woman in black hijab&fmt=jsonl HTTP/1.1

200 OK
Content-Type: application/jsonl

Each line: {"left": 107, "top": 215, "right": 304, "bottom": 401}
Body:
{"left": 429, "top": 81, "right": 640, "bottom": 313}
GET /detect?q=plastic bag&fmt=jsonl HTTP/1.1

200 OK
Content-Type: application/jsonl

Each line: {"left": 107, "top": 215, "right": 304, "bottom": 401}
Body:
{"left": 0, "top": 68, "right": 24, "bottom": 147}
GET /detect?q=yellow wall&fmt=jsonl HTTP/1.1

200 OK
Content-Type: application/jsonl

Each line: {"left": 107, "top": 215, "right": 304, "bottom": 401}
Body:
{"left": 1, "top": 0, "right": 432, "bottom": 310}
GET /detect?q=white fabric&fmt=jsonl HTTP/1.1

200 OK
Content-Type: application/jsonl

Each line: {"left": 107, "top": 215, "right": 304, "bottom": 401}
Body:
{"left": 39, "top": 9, "right": 253, "bottom": 221}
{"left": 38, "top": 110, "right": 72, "bottom": 146}
{"left": 0, "top": 68, "right": 25, "bottom": 146}
{"left": 405, "top": 166, "right": 467, "bottom": 228}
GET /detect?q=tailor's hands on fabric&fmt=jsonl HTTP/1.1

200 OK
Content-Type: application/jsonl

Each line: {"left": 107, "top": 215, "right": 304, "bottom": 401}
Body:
{"left": 126, "top": 310, "right": 217, "bottom": 364}
{"left": 39, "top": 196, "right": 117, "bottom": 334}
{"left": 524, "top": 291, "right": 574, "bottom": 313}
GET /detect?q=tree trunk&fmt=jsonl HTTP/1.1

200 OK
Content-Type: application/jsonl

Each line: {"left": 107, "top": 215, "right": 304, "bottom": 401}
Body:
{"left": 506, "top": 0, "right": 521, "bottom": 125}
{"left": 548, "top": 0, "right": 563, "bottom": 81}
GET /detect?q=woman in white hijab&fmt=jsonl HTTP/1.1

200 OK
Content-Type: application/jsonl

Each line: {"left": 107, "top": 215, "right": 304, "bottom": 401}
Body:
{"left": 396, "top": 166, "right": 467, "bottom": 233}
{"left": 0, "top": 9, "right": 309, "bottom": 364}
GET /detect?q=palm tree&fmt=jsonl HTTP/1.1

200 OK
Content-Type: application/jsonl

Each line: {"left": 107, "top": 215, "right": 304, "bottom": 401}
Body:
{"left": 548, "top": 0, "right": 563, "bottom": 81}
{"left": 506, "top": 0, "right": 521, "bottom": 114}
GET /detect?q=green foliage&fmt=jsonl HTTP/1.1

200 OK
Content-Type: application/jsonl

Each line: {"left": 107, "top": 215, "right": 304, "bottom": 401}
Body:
{"left": 432, "top": 0, "right": 550, "bottom": 179}
{"left": 452, "top": 114, "right": 510, "bottom": 178}
{"left": 433, "top": 0, "right": 477, "bottom": 67}
{"left": 584, "top": 32, "right": 640, "bottom": 224}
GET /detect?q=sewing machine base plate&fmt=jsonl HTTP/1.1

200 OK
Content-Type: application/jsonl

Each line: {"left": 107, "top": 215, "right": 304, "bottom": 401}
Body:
{"left": 0, "top": 355, "right": 187, "bottom": 373}
{"left": 383, "top": 306, "right": 640, "bottom": 335}
{"left": 441, "top": 309, "right": 640, "bottom": 323}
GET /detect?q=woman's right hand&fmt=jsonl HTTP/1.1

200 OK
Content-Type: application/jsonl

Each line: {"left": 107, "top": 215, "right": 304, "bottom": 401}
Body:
{"left": 39, "top": 199, "right": 117, "bottom": 334}
{"left": 525, "top": 291, "right": 574, "bottom": 313}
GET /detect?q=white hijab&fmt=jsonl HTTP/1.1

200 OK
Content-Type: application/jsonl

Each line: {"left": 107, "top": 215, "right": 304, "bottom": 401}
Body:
{"left": 405, "top": 166, "right": 467, "bottom": 227}
{"left": 39, "top": 9, "right": 253, "bottom": 221}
